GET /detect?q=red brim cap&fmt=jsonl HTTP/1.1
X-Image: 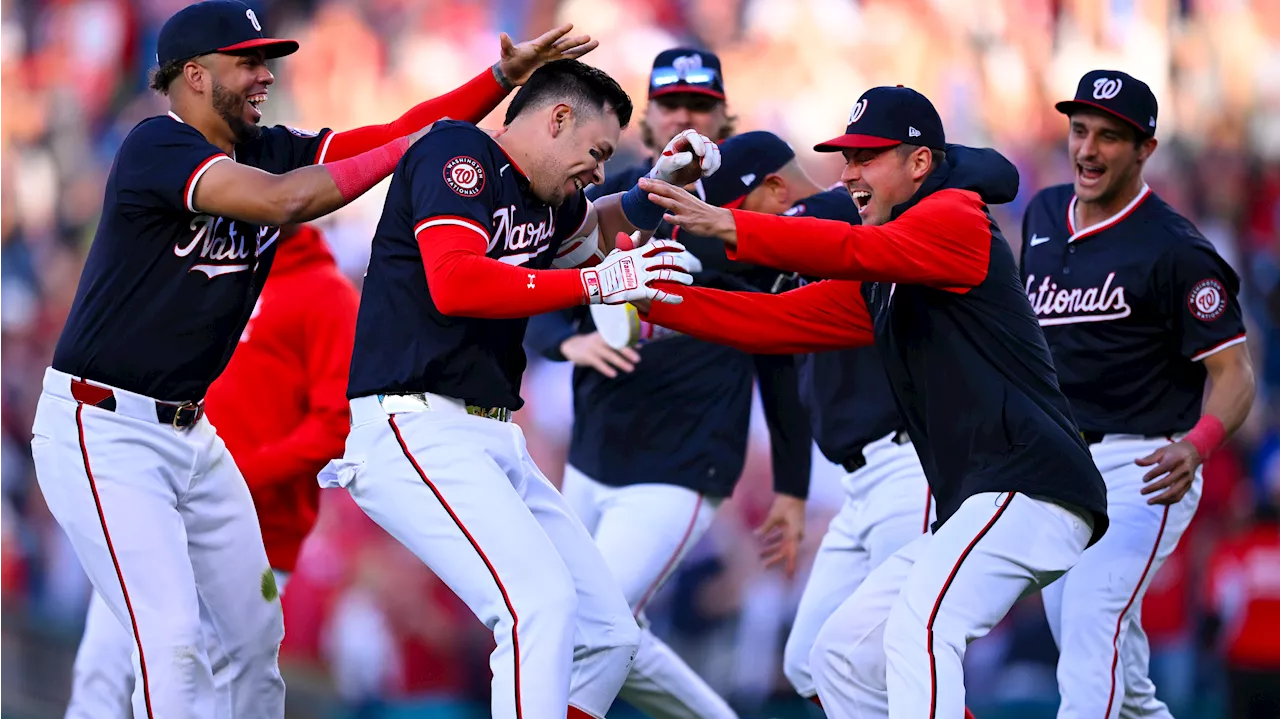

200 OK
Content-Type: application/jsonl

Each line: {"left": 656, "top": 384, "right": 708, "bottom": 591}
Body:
{"left": 1054, "top": 100, "right": 1151, "bottom": 136}
{"left": 813, "top": 134, "right": 901, "bottom": 153}
{"left": 650, "top": 85, "right": 726, "bottom": 101}
{"left": 218, "top": 37, "right": 300, "bottom": 59}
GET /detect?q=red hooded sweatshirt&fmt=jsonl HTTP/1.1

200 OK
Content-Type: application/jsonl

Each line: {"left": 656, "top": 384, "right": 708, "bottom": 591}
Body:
{"left": 204, "top": 225, "right": 359, "bottom": 572}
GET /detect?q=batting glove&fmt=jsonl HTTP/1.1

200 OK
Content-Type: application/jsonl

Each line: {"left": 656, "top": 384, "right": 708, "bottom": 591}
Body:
{"left": 649, "top": 129, "right": 722, "bottom": 185}
{"left": 580, "top": 239, "right": 694, "bottom": 305}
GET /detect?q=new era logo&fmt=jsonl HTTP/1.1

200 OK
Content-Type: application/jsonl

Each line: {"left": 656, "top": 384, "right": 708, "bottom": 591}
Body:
{"left": 741, "top": 173, "right": 756, "bottom": 186}
{"left": 908, "top": 126, "right": 921, "bottom": 138}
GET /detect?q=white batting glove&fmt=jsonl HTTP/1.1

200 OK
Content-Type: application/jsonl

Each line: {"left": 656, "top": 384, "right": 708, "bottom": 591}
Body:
{"left": 580, "top": 238, "right": 694, "bottom": 305}
{"left": 649, "top": 129, "right": 722, "bottom": 186}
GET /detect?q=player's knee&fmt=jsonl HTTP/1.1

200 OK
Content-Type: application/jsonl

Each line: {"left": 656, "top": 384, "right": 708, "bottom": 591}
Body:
{"left": 222, "top": 599, "right": 285, "bottom": 666}
{"left": 812, "top": 614, "right": 888, "bottom": 693}
{"left": 516, "top": 574, "right": 580, "bottom": 636}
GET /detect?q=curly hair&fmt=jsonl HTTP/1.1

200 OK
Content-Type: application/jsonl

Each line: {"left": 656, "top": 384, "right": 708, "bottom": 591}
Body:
{"left": 148, "top": 58, "right": 188, "bottom": 95}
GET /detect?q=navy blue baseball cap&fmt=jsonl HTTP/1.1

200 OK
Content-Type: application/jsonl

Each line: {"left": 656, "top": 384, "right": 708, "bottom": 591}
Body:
{"left": 157, "top": 1, "right": 298, "bottom": 66}
{"left": 699, "top": 131, "right": 796, "bottom": 207}
{"left": 1056, "top": 70, "right": 1158, "bottom": 137}
{"left": 814, "top": 85, "right": 945, "bottom": 152}
{"left": 648, "top": 48, "right": 726, "bottom": 101}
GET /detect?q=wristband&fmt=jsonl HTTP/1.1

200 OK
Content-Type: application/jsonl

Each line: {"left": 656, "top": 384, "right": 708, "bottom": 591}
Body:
{"left": 491, "top": 63, "right": 516, "bottom": 92}
{"left": 1184, "top": 414, "right": 1226, "bottom": 459}
{"left": 326, "top": 136, "right": 410, "bottom": 202}
{"left": 621, "top": 182, "right": 665, "bottom": 231}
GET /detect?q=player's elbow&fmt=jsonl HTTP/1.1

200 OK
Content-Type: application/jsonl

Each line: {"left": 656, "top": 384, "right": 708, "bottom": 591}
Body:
{"left": 429, "top": 284, "right": 471, "bottom": 317}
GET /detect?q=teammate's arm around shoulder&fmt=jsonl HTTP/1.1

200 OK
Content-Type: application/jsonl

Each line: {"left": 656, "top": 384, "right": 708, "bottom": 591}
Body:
{"left": 192, "top": 125, "right": 431, "bottom": 226}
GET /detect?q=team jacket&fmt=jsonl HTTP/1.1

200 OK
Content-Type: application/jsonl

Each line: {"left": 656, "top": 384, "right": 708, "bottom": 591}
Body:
{"left": 204, "top": 225, "right": 358, "bottom": 572}
{"left": 644, "top": 146, "right": 1109, "bottom": 542}
{"left": 1020, "top": 184, "right": 1247, "bottom": 436}
{"left": 524, "top": 165, "right": 813, "bottom": 500}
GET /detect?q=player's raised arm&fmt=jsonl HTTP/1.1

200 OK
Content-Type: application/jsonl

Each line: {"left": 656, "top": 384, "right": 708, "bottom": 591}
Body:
{"left": 317, "top": 24, "right": 598, "bottom": 163}
{"left": 638, "top": 279, "right": 875, "bottom": 354}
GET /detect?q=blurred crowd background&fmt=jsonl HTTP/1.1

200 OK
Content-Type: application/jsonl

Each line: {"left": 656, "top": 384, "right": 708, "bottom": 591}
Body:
{"left": 2, "top": 0, "right": 1278, "bottom": 717}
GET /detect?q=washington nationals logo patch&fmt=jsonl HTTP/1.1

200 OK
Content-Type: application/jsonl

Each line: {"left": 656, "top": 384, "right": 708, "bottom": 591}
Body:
{"left": 1188, "top": 278, "right": 1227, "bottom": 321}
{"left": 444, "top": 156, "right": 485, "bottom": 197}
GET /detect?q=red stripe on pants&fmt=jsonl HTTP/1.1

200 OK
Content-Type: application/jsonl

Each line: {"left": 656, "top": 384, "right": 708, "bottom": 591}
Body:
{"left": 76, "top": 404, "right": 155, "bottom": 719}
{"left": 389, "top": 416, "right": 523, "bottom": 719}
{"left": 1104, "top": 506, "right": 1169, "bottom": 718}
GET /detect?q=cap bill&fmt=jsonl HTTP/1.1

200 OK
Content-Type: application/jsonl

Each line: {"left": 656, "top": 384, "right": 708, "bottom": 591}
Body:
{"left": 650, "top": 85, "right": 726, "bottom": 101}
{"left": 1054, "top": 100, "right": 1151, "bottom": 135}
{"left": 217, "top": 37, "right": 300, "bottom": 59}
{"left": 813, "top": 133, "right": 901, "bottom": 153}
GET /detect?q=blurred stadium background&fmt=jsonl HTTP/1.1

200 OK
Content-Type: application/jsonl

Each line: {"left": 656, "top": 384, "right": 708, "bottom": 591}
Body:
{"left": 2, "top": 0, "right": 1278, "bottom": 717}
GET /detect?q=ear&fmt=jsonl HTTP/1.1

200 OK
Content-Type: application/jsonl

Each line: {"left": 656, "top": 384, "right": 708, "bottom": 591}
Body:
{"left": 764, "top": 174, "right": 789, "bottom": 203}
{"left": 549, "top": 104, "right": 573, "bottom": 139}
{"left": 182, "top": 60, "right": 208, "bottom": 94}
{"left": 1137, "top": 136, "right": 1158, "bottom": 164}
{"left": 911, "top": 146, "right": 932, "bottom": 181}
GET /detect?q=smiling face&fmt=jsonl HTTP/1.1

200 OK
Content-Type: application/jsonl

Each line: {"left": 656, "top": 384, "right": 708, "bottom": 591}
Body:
{"left": 1068, "top": 110, "right": 1156, "bottom": 207}
{"left": 642, "top": 94, "right": 730, "bottom": 151}
{"left": 530, "top": 104, "right": 620, "bottom": 207}
{"left": 202, "top": 49, "right": 274, "bottom": 143}
{"left": 839, "top": 145, "right": 932, "bottom": 226}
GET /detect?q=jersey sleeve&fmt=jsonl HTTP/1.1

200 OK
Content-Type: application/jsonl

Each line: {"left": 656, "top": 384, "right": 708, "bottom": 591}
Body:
{"left": 555, "top": 190, "right": 590, "bottom": 242}
{"left": 115, "top": 118, "right": 229, "bottom": 214}
{"left": 406, "top": 126, "right": 496, "bottom": 241}
{"left": 1159, "top": 241, "right": 1247, "bottom": 361}
{"left": 257, "top": 124, "right": 336, "bottom": 172}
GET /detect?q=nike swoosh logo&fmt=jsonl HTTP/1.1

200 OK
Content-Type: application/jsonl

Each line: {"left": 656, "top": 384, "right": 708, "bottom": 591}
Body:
{"left": 1029, "top": 234, "right": 1051, "bottom": 246}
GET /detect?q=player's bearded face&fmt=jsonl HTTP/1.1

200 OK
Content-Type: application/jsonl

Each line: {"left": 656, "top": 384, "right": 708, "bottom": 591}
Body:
{"left": 212, "top": 77, "right": 262, "bottom": 144}
{"left": 1068, "top": 112, "right": 1146, "bottom": 206}
{"left": 536, "top": 110, "right": 619, "bottom": 207}
{"left": 840, "top": 146, "right": 923, "bottom": 227}
{"left": 642, "top": 95, "right": 728, "bottom": 152}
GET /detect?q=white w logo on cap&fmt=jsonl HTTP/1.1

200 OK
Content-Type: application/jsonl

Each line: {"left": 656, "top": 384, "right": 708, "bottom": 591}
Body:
{"left": 246, "top": 8, "right": 261, "bottom": 31}
{"left": 1092, "top": 77, "right": 1122, "bottom": 100}
{"left": 848, "top": 99, "right": 868, "bottom": 124}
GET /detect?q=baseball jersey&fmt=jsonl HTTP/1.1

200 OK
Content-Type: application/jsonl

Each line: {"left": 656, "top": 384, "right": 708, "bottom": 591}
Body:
{"left": 1020, "top": 184, "right": 1247, "bottom": 435}
{"left": 347, "top": 120, "right": 588, "bottom": 409}
{"left": 52, "top": 113, "right": 331, "bottom": 401}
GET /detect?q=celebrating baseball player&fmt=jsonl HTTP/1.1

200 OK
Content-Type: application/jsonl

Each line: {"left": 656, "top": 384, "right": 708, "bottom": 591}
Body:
{"left": 526, "top": 130, "right": 819, "bottom": 719}
{"left": 63, "top": 224, "right": 358, "bottom": 718}
{"left": 318, "top": 59, "right": 720, "bottom": 719}
{"left": 27, "top": 0, "right": 596, "bottom": 715}
{"left": 1022, "top": 70, "right": 1256, "bottom": 719}
{"left": 628, "top": 85, "right": 1111, "bottom": 717}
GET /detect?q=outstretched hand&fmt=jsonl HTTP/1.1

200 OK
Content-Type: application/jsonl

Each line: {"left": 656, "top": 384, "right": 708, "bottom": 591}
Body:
{"left": 638, "top": 177, "right": 739, "bottom": 245}
{"left": 498, "top": 24, "right": 599, "bottom": 87}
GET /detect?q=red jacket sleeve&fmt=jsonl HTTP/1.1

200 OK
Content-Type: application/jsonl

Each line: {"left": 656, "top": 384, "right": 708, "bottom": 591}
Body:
{"left": 641, "top": 280, "right": 875, "bottom": 354}
{"left": 729, "top": 189, "right": 991, "bottom": 292}
{"left": 419, "top": 223, "right": 586, "bottom": 318}
{"left": 317, "top": 67, "right": 507, "bottom": 163}
{"left": 237, "top": 276, "right": 358, "bottom": 494}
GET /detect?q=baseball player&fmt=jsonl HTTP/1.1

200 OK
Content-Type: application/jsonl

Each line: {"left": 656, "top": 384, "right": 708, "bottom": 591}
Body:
{"left": 317, "top": 59, "right": 720, "bottom": 719}
{"left": 526, "top": 130, "right": 820, "bottom": 719}
{"left": 28, "top": 1, "right": 595, "bottom": 715}
{"left": 62, "top": 223, "right": 358, "bottom": 718}
{"left": 630, "top": 85, "right": 1112, "bottom": 718}
{"left": 1022, "top": 70, "right": 1256, "bottom": 719}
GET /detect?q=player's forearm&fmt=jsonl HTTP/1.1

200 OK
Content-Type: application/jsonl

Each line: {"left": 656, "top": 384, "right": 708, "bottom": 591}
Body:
{"left": 755, "top": 354, "right": 813, "bottom": 499}
{"left": 318, "top": 67, "right": 507, "bottom": 162}
{"left": 594, "top": 193, "right": 652, "bottom": 251}
{"left": 729, "top": 193, "right": 990, "bottom": 288}
{"left": 642, "top": 285, "right": 871, "bottom": 354}
{"left": 1201, "top": 345, "right": 1256, "bottom": 438}
{"left": 237, "top": 412, "right": 350, "bottom": 493}
{"left": 525, "top": 309, "right": 581, "bottom": 361}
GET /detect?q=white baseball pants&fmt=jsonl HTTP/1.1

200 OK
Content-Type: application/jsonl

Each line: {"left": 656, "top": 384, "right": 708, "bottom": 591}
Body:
{"left": 31, "top": 368, "right": 285, "bottom": 719}
{"left": 64, "top": 571, "right": 291, "bottom": 719}
{"left": 560, "top": 465, "right": 734, "bottom": 719}
{"left": 811, "top": 491, "right": 1093, "bottom": 718}
{"left": 784, "top": 434, "right": 934, "bottom": 699}
{"left": 320, "top": 395, "right": 640, "bottom": 719}
{"left": 1042, "top": 435, "right": 1200, "bottom": 719}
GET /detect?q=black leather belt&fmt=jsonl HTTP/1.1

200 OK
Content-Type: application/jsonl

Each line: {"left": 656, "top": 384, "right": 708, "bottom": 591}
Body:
{"left": 841, "top": 430, "right": 911, "bottom": 473}
{"left": 71, "top": 378, "right": 205, "bottom": 430}
{"left": 1080, "top": 430, "right": 1175, "bottom": 445}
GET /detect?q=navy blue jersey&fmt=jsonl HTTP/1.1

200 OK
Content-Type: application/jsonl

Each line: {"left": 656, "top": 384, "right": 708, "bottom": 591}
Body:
{"left": 777, "top": 190, "right": 909, "bottom": 469}
{"left": 52, "top": 113, "right": 330, "bottom": 400}
{"left": 1020, "top": 184, "right": 1246, "bottom": 435}
{"left": 348, "top": 121, "right": 588, "bottom": 409}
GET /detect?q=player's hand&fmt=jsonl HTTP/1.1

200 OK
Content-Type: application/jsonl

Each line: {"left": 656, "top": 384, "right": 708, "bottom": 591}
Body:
{"left": 1136, "top": 440, "right": 1201, "bottom": 505}
{"left": 497, "top": 24, "right": 598, "bottom": 87}
{"left": 580, "top": 237, "right": 694, "bottom": 306}
{"left": 560, "top": 332, "right": 641, "bottom": 379}
{"left": 757, "top": 494, "right": 806, "bottom": 578}
{"left": 649, "top": 129, "right": 722, "bottom": 186}
{"left": 638, "top": 177, "right": 739, "bottom": 244}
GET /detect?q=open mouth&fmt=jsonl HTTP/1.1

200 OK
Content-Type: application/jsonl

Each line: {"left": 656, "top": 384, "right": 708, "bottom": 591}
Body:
{"left": 1076, "top": 161, "right": 1105, "bottom": 187}
{"left": 247, "top": 93, "right": 267, "bottom": 120}
{"left": 851, "top": 189, "right": 872, "bottom": 215}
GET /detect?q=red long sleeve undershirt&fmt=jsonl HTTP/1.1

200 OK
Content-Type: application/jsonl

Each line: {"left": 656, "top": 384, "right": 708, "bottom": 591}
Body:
{"left": 728, "top": 188, "right": 992, "bottom": 292}
{"left": 643, "top": 279, "right": 876, "bottom": 354}
{"left": 317, "top": 67, "right": 507, "bottom": 163}
{"left": 418, "top": 223, "right": 587, "bottom": 318}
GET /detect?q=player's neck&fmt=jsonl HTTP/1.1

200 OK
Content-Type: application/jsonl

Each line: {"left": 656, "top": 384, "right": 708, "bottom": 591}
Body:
{"left": 492, "top": 130, "right": 535, "bottom": 179}
{"left": 1074, "top": 175, "right": 1145, "bottom": 230}
{"left": 169, "top": 99, "right": 237, "bottom": 157}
